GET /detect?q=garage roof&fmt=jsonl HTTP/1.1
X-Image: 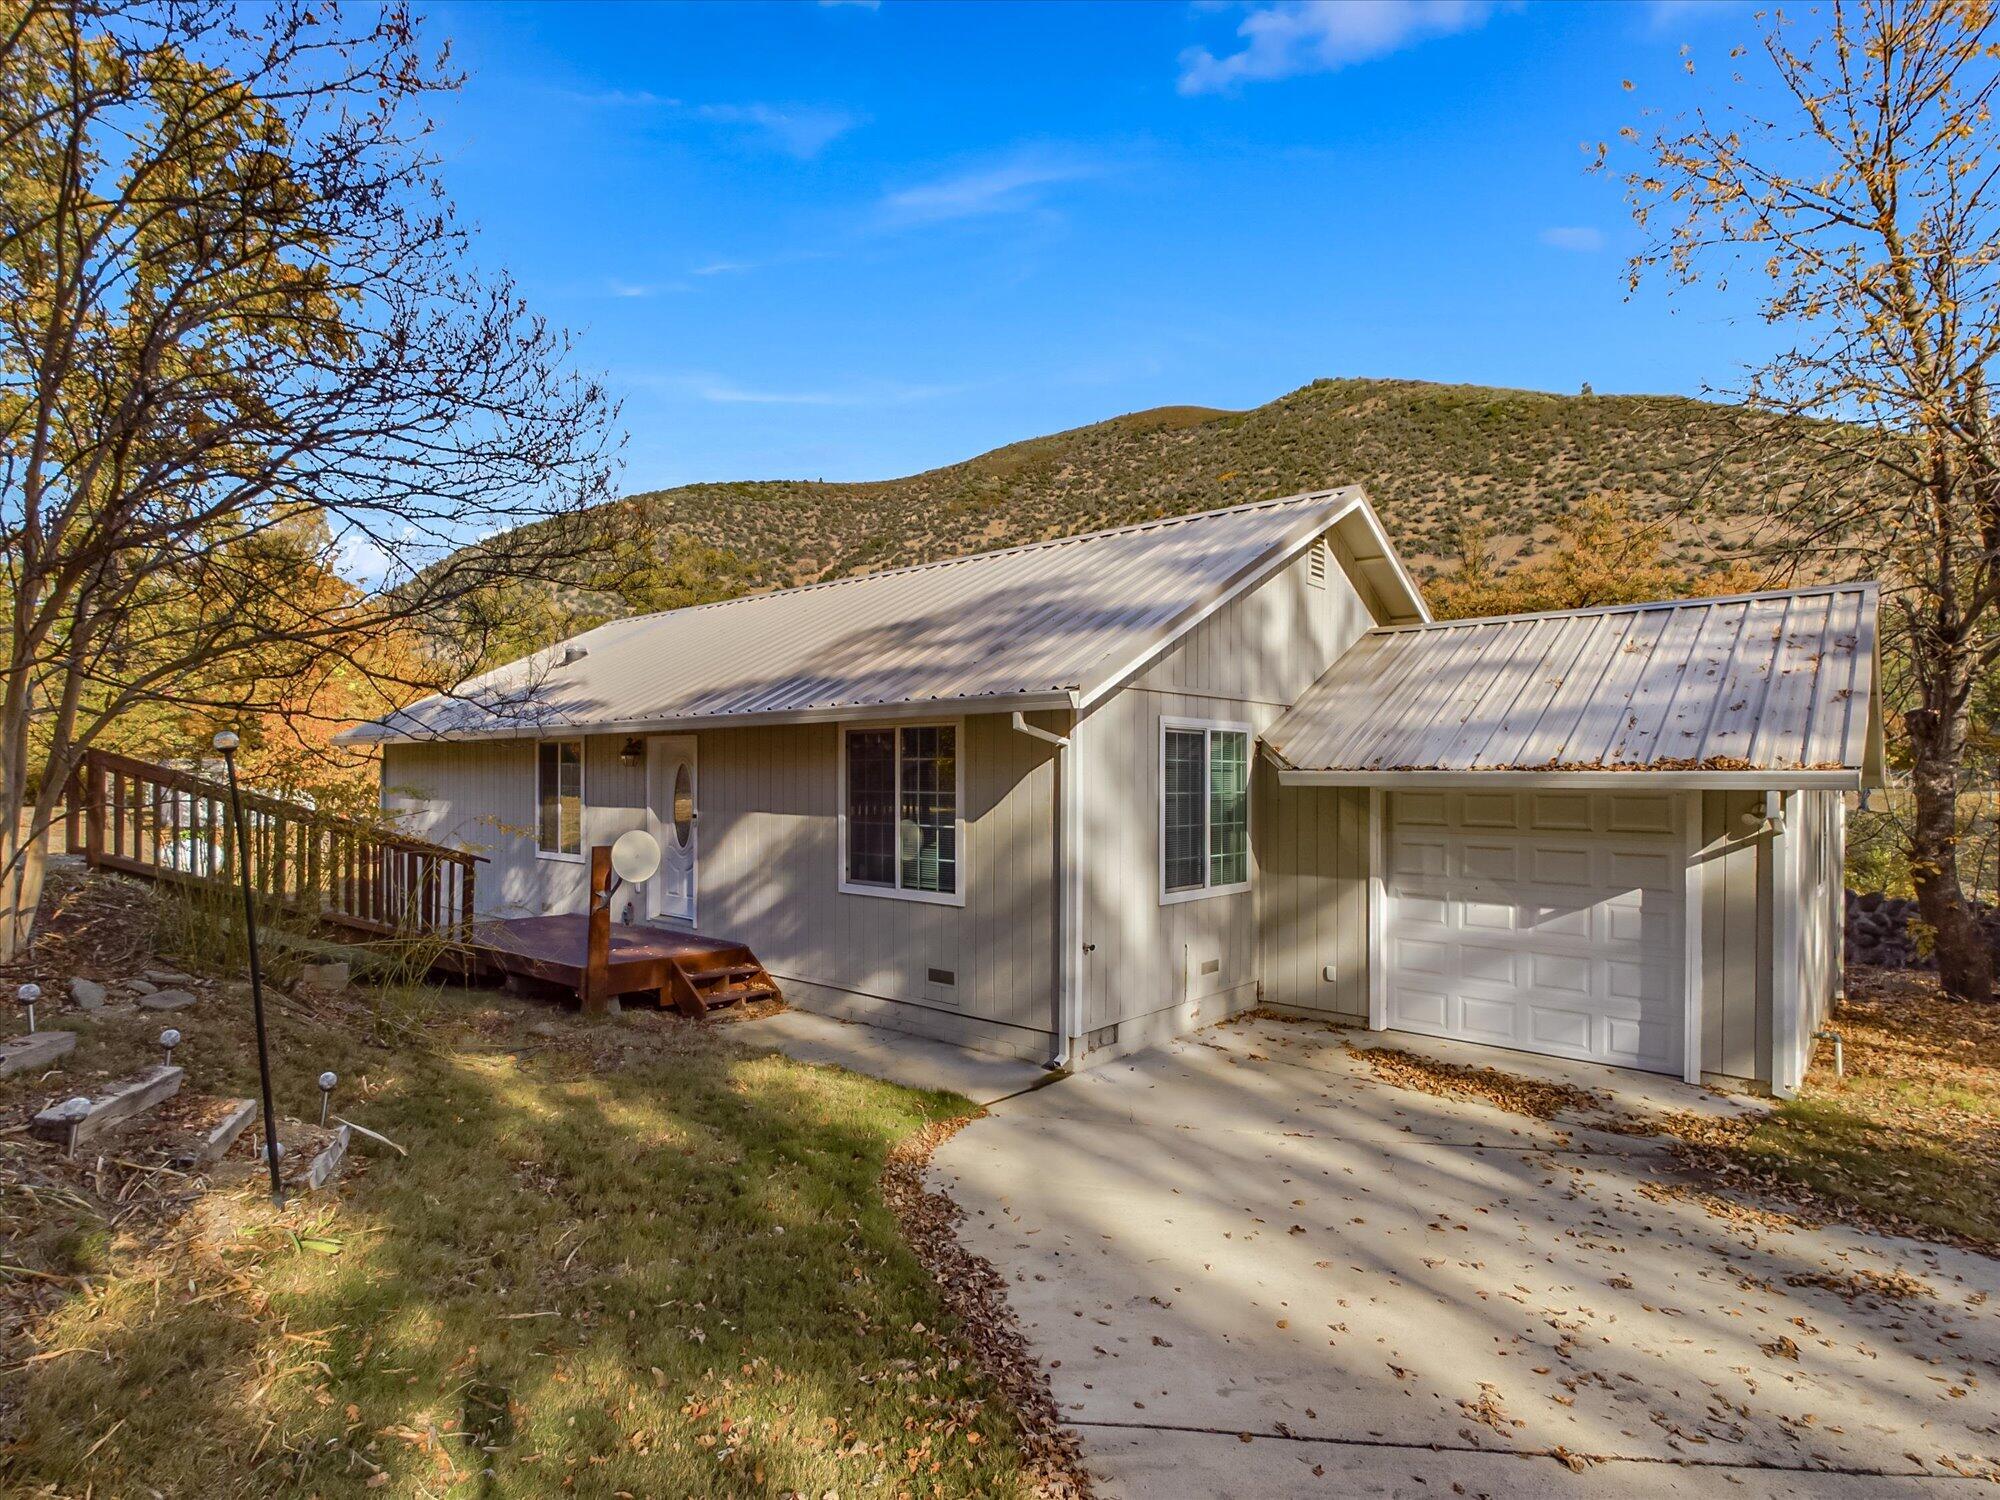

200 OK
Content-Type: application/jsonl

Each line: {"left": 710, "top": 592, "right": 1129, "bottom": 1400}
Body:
{"left": 1265, "top": 583, "right": 1883, "bottom": 788}
{"left": 341, "top": 487, "right": 1426, "bottom": 744}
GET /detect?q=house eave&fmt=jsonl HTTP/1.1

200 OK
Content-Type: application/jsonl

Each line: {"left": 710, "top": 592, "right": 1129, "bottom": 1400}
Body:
{"left": 1270, "top": 766, "right": 1866, "bottom": 791}
{"left": 337, "top": 689, "right": 1083, "bottom": 747}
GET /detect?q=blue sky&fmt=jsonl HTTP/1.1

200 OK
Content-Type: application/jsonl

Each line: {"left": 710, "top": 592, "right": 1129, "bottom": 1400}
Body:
{"left": 428, "top": 0, "right": 1769, "bottom": 492}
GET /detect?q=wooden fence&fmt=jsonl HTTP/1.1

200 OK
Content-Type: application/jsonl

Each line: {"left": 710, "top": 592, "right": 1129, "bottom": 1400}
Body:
{"left": 63, "top": 749, "right": 481, "bottom": 940}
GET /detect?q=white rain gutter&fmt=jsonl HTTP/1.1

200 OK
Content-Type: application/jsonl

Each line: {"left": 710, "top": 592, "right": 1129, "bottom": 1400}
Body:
{"left": 1012, "top": 710, "right": 1078, "bottom": 1071}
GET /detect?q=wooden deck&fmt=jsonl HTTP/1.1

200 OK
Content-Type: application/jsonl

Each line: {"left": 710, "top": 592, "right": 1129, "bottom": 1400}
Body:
{"left": 469, "top": 914, "right": 780, "bottom": 1017}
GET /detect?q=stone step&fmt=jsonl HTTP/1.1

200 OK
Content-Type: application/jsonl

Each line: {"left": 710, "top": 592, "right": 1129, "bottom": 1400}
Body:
{"left": 31, "top": 1064, "right": 184, "bottom": 1152}
{"left": 0, "top": 1030, "right": 77, "bottom": 1078}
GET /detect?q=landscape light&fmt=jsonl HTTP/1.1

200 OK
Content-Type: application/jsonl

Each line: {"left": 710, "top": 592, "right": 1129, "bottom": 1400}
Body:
{"left": 17, "top": 982, "right": 39, "bottom": 1033}
{"left": 318, "top": 1070, "right": 338, "bottom": 1126}
{"left": 159, "top": 1028, "right": 181, "bottom": 1066}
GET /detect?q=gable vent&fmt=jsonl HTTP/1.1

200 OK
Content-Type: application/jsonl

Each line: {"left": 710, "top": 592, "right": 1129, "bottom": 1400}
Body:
{"left": 1306, "top": 542, "right": 1328, "bottom": 590}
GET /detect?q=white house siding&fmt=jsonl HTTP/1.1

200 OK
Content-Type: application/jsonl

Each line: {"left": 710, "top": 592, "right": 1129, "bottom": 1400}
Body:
{"left": 693, "top": 714, "right": 1059, "bottom": 1059}
{"left": 1074, "top": 537, "right": 1375, "bottom": 1058}
{"left": 1697, "top": 791, "right": 1772, "bottom": 1085}
{"left": 384, "top": 715, "right": 1060, "bottom": 1060}
{"left": 1254, "top": 778, "right": 1370, "bottom": 1021}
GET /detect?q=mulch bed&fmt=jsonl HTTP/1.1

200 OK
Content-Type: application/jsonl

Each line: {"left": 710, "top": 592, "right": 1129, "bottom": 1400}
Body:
{"left": 880, "top": 1113, "right": 1092, "bottom": 1499}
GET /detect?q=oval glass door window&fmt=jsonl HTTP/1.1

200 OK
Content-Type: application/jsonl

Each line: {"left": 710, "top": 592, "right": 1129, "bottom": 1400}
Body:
{"left": 671, "top": 763, "right": 694, "bottom": 847}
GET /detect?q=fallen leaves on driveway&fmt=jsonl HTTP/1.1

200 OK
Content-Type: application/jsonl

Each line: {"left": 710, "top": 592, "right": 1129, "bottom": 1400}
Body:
{"left": 1347, "top": 1042, "right": 1609, "bottom": 1120}
{"left": 881, "top": 1114, "right": 1092, "bottom": 1499}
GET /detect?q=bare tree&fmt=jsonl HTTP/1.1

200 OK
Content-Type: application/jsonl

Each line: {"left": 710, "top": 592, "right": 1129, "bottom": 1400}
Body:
{"left": 0, "top": 0, "right": 620, "bottom": 960}
{"left": 1618, "top": 0, "right": 2000, "bottom": 1000}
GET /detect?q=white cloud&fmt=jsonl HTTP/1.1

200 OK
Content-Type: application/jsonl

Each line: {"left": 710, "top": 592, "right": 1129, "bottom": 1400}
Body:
{"left": 880, "top": 151, "right": 1105, "bottom": 226}
{"left": 694, "top": 102, "right": 861, "bottom": 159}
{"left": 558, "top": 89, "right": 860, "bottom": 158}
{"left": 1179, "top": 0, "right": 1495, "bottom": 95}
{"left": 1540, "top": 225, "right": 1606, "bottom": 252}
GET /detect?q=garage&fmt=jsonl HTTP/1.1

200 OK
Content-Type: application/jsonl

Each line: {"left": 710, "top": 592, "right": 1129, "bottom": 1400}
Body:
{"left": 1382, "top": 789, "right": 1686, "bottom": 1074}
{"left": 1259, "top": 584, "right": 1885, "bottom": 1095}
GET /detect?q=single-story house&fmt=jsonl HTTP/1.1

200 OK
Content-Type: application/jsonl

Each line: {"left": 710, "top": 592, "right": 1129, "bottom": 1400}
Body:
{"left": 340, "top": 487, "right": 1881, "bottom": 1096}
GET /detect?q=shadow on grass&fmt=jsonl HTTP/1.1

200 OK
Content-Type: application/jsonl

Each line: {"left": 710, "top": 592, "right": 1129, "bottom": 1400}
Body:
{"left": 0, "top": 998, "right": 1041, "bottom": 1497}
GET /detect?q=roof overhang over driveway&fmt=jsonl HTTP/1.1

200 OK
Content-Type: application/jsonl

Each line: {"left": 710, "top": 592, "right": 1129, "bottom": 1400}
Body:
{"left": 1264, "top": 583, "right": 1886, "bottom": 792}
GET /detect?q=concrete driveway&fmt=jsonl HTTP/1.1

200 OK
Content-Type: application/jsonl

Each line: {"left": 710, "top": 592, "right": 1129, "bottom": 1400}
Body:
{"left": 930, "top": 1014, "right": 2000, "bottom": 1497}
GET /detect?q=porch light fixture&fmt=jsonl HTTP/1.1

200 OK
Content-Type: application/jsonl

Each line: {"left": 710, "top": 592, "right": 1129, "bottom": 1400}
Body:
{"left": 618, "top": 737, "right": 644, "bottom": 767}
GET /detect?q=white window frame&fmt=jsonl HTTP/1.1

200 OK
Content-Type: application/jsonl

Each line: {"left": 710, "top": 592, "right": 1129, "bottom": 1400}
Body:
{"left": 837, "top": 718, "right": 967, "bottom": 908}
{"left": 1159, "top": 715, "right": 1254, "bottom": 906}
{"left": 534, "top": 737, "right": 587, "bottom": 863}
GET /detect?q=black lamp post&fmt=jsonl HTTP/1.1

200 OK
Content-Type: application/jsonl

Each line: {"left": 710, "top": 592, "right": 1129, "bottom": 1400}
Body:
{"left": 214, "top": 730, "right": 284, "bottom": 1207}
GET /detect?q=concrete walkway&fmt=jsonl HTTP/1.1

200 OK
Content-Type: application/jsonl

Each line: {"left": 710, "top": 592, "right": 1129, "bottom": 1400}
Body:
{"left": 931, "top": 1013, "right": 2000, "bottom": 1497}
{"left": 729, "top": 1007, "right": 1053, "bottom": 1106}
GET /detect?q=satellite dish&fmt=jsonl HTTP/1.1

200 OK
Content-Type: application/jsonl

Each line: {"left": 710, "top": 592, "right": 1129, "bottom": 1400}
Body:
{"left": 611, "top": 829, "right": 661, "bottom": 885}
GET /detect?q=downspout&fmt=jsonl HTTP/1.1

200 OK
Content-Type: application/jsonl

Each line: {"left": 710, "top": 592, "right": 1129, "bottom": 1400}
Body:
{"left": 1012, "top": 711, "right": 1078, "bottom": 1070}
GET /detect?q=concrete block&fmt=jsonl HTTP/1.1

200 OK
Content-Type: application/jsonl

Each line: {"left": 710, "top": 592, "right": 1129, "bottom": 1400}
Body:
{"left": 31, "top": 1064, "right": 183, "bottom": 1149}
{"left": 297, "top": 962, "right": 350, "bottom": 994}
{"left": 0, "top": 1030, "right": 77, "bottom": 1077}
{"left": 139, "top": 989, "right": 197, "bottom": 1010}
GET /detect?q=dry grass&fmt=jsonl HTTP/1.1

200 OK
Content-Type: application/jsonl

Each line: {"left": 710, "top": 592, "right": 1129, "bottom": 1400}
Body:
{"left": 1652, "top": 972, "right": 2000, "bottom": 1253}
{"left": 0, "top": 874, "right": 1070, "bottom": 1496}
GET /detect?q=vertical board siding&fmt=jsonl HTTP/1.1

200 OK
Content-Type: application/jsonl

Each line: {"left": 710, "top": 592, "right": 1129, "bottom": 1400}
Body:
{"left": 1697, "top": 789, "right": 1775, "bottom": 1086}
{"left": 383, "top": 719, "right": 1058, "bottom": 1040}
{"left": 1086, "top": 538, "right": 1376, "bottom": 1038}
{"left": 695, "top": 715, "right": 1057, "bottom": 1037}
{"left": 1257, "top": 775, "right": 1370, "bottom": 1019}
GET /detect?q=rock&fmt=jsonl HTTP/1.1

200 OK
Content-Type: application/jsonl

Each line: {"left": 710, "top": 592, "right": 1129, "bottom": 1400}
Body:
{"left": 605, "top": 995, "right": 622, "bottom": 1016}
{"left": 69, "top": 978, "right": 106, "bottom": 1010}
{"left": 297, "top": 961, "right": 350, "bottom": 994}
{"left": 528, "top": 1021, "right": 562, "bottom": 1039}
{"left": 143, "top": 968, "right": 196, "bottom": 985}
{"left": 139, "top": 988, "right": 197, "bottom": 1010}
{"left": 126, "top": 979, "right": 157, "bottom": 995}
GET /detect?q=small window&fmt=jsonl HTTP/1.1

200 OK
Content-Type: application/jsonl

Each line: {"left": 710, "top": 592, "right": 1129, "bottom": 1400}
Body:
{"left": 1162, "top": 720, "right": 1252, "bottom": 902}
{"left": 536, "top": 739, "right": 583, "bottom": 858}
{"left": 843, "top": 723, "right": 961, "bottom": 903}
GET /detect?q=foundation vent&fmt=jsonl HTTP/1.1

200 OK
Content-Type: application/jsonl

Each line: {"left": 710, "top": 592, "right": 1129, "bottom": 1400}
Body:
{"left": 1199, "top": 957, "right": 1222, "bottom": 976}
{"left": 1087, "top": 1024, "right": 1119, "bottom": 1051}
{"left": 927, "top": 967, "right": 956, "bottom": 987}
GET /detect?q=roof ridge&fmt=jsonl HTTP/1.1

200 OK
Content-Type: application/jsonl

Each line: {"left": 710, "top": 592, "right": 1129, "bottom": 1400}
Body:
{"left": 1367, "top": 580, "right": 1879, "bottom": 635}
{"left": 582, "top": 486, "right": 1360, "bottom": 638}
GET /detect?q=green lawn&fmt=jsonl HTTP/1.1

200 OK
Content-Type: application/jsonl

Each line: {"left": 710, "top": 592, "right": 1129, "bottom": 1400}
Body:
{"left": 0, "top": 976, "right": 1040, "bottom": 1496}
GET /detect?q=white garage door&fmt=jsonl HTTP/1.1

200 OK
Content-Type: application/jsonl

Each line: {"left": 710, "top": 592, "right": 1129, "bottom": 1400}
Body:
{"left": 1384, "top": 790, "right": 1685, "bottom": 1075}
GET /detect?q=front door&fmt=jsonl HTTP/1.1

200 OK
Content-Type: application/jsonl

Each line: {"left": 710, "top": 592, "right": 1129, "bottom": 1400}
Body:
{"left": 649, "top": 735, "right": 698, "bottom": 923}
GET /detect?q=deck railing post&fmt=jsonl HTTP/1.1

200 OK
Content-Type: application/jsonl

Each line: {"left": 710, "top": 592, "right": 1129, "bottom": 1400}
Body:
{"left": 83, "top": 757, "right": 104, "bottom": 869}
{"left": 581, "top": 845, "right": 613, "bottom": 1017}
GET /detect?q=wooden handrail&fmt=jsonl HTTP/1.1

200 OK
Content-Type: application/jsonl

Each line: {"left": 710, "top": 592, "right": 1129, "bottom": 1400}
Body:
{"left": 62, "top": 747, "right": 482, "bottom": 941}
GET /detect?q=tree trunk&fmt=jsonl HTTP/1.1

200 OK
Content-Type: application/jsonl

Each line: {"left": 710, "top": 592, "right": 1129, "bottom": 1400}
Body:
{"left": 1905, "top": 707, "right": 1994, "bottom": 1002}
{"left": 0, "top": 814, "right": 47, "bottom": 965}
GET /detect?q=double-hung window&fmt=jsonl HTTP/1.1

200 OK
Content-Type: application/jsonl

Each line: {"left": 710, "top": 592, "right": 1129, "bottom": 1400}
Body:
{"left": 536, "top": 739, "right": 584, "bottom": 860}
{"left": 841, "top": 722, "right": 962, "bottom": 904}
{"left": 1161, "top": 718, "right": 1251, "bottom": 902}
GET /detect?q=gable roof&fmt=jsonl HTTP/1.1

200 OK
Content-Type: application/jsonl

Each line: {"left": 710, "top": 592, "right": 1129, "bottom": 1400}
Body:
{"left": 341, "top": 487, "right": 1426, "bottom": 744}
{"left": 1265, "top": 583, "right": 1883, "bottom": 788}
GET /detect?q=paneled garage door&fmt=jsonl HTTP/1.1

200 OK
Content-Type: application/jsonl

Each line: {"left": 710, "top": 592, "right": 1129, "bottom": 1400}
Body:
{"left": 1384, "top": 790, "right": 1685, "bottom": 1075}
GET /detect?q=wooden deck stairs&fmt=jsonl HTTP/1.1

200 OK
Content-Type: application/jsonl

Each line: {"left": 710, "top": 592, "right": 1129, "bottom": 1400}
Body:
{"left": 661, "top": 946, "right": 780, "bottom": 1017}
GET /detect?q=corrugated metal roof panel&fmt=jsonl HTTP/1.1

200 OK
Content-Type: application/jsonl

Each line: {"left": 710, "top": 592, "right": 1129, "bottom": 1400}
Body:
{"left": 1265, "top": 584, "right": 1881, "bottom": 781}
{"left": 345, "top": 486, "right": 1425, "bottom": 743}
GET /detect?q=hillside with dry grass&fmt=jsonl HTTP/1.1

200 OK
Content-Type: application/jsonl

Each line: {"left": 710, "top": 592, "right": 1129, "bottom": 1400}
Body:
{"left": 618, "top": 376, "right": 1815, "bottom": 595}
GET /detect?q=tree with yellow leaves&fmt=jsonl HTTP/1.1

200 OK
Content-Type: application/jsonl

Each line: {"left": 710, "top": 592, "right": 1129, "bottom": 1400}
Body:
{"left": 1616, "top": 0, "right": 2000, "bottom": 1001}
{"left": 0, "top": 2, "right": 619, "bottom": 960}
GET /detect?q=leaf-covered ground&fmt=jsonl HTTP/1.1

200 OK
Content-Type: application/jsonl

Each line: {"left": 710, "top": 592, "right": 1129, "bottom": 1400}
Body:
{"left": 0, "top": 876, "right": 1067, "bottom": 1497}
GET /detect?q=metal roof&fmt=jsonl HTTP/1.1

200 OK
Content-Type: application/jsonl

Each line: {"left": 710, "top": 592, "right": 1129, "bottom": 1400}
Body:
{"left": 1265, "top": 583, "right": 1884, "bottom": 788}
{"left": 342, "top": 487, "right": 1427, "bottom": 744}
